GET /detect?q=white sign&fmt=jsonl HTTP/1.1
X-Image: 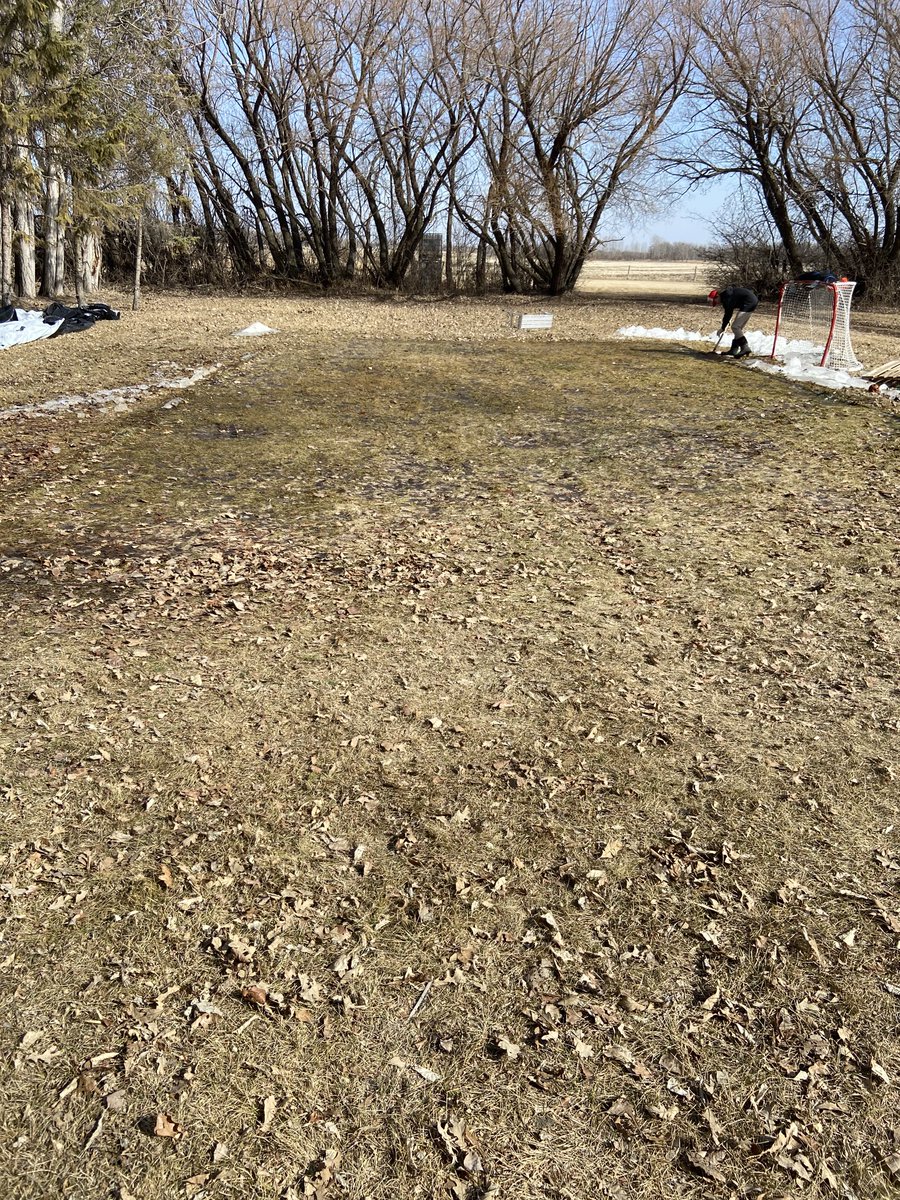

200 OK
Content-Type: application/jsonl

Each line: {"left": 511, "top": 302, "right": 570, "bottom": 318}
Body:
{"left": 516, "top": 312, "right": 554, "bottom": 330}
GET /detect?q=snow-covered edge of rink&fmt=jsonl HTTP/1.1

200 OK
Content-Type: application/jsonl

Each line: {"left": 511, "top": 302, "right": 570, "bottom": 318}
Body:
{"left": 615, "top": 325, "right": 894, "bottom": 395}
{"left": 0, "top": 363, "right": 222, "bottom": 420}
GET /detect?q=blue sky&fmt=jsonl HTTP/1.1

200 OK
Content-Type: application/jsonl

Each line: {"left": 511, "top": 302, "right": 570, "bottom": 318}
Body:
{"left": 609, "top": 179, "right": 739, "bottom": 251}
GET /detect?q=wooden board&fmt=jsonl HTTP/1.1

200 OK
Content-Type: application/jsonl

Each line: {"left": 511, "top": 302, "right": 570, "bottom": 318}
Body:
{"left": 865, "top": 359, "right": 900, "bottom": 387}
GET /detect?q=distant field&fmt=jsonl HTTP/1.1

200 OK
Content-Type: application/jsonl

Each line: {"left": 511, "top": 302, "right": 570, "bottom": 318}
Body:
{"left": 578, "top": 258, "right": 711, "bottom": 296}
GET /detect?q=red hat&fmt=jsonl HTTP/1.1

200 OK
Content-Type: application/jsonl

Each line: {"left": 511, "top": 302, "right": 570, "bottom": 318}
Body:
{"left": 707, "top": 289, "right": 719, "bottom": 304}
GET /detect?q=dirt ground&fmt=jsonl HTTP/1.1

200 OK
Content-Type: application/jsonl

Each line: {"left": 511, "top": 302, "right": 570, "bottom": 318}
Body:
{"left": 1, "top": 288, "right": 899, "bottom": 1200}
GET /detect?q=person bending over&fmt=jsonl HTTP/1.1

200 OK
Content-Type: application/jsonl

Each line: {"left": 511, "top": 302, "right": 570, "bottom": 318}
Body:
{"left": 708, "top": 285, "right": 758, "bottom": 357}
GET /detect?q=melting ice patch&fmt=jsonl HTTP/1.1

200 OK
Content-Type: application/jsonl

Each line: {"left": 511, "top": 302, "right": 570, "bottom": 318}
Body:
{"left": 614, "top": 325, "right": 885, "bottom": 392}
{"left": 0, "top": 364, "right": 222, "bottom": 420}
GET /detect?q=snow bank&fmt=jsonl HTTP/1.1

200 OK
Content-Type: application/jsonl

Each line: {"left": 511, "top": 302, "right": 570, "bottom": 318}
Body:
{"left": 616, "top": 324, "right": 822, "bottom": 358}
{"left": 747, "top": 358, "right": 878, "bottom": 393}
{"left": 0, "top": 364, "right": 221, "bottom": 420}
{"left": 617, "top": 325, "right": 718, "bottom": 343}
{"left": 614, "top": 324, "right": 888, "bottom": 392}
{"left": 234, "top": 323, "right": 277, "bottom": 337}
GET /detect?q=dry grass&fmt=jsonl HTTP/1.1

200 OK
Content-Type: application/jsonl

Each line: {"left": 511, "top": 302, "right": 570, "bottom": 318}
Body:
{"left": 1, "top": 297, "right": 899, "bottom": 1200}
{"left": 576, "top": 260, "right": 711, "bottom": 297}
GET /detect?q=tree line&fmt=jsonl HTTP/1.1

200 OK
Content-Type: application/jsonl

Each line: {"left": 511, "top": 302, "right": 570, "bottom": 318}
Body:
{"left": 1, "top": 0, "right": 899, "bottom": 302}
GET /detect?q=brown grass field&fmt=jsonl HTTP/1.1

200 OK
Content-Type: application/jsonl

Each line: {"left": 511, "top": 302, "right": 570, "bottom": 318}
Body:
{"left": 1, "top": 282, "right": 899, "bottom": 1199}
{"left": 576, "top": 260, "right": 711, "bottom": 296}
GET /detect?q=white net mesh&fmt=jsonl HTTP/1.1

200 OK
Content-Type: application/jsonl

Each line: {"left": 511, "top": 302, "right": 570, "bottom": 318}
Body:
{"left": 772, "top": 281, "right": 861, "bottom": 370}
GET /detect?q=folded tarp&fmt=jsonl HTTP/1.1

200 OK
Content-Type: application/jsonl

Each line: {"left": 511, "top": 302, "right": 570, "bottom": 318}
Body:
{"left": 0, "top": 301, "right": 121, "bottom": 350}
{"left": 0, "top": 307, "right": 59, "bottom": 350}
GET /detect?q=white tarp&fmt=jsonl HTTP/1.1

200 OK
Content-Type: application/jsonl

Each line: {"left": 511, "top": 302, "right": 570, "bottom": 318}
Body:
{"left": 0, "top": 308, "right": 59, "bottom": 351}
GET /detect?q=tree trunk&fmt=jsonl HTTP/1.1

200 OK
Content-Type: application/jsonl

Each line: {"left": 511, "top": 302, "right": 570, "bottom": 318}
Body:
{"left": 42, "top": 160, "right": 67, "bottom": 296}
{"left": 445, "top": 207, "right": 454, "bottom": 291}
{"left": 73, "top": 231, "right": 84, "bottom": 306}
{"left": 132, "top": 213, "right": 143, "bottom": 311}
{"left": 0, "top": 199, "right": 13, "bottom": 307}
{"left": 14, "top": 194, "right": 37, "bottom": 299}
{"left": 75, "top": 226, "right": 101, "bottom": 298}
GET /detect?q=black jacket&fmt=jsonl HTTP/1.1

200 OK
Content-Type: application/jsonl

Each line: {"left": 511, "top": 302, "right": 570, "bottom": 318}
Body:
{"left": 719, "top": 286, "right": 758, "bottom": 327}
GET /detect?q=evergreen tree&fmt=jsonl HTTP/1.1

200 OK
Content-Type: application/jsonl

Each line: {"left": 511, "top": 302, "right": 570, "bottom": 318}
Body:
{"left": 0, "top": 1, "right": 69, "bottom": 302}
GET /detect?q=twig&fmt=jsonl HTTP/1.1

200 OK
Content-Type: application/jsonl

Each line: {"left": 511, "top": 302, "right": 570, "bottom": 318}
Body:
{"left": 407, "top": 980, "right": 432, "bottom": 1021}
{"left": 235, "top": 1014, "right": 263, "bottom": 1035}
{"left": 84, "top": 1113, "right": 104, "bottom": 1151}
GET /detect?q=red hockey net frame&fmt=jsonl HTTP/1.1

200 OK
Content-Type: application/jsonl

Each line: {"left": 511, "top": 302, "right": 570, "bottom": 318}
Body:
{"left": 770, "top": 280, "right": 861, "bottom": 370}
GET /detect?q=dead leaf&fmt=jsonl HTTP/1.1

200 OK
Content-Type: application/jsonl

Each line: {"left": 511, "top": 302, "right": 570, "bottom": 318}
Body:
{"left": 683, "top": 1149, "right": 726, "bottom": 1183}
{"left": 260, "top": 1095, "right": 277, "bottom": 1132}
{"left": 496, "top": 1036, "right": 521, "bottom": 1059}
{"left": 158, "top": 862, "right": 174, "bottom": 889}
{"left": 212, "top": 1141, "right": 228, "bottom": 1163}
{"left": 572, "top": 1036, "right": 594, "bottom": 1060}
{"left": 104, "top": 1089, "right": 127, "bottom": 1113}
{"left": 602, "top": 1043, "right": 651, "bottom": 1079}
{"left": 139, "top": 1112, "right": 183, "bottom": 1139}
{"left": 411, "top": 1063, "right": 441, "bottom": 1083}
{"left": 242, "top": 984, "right": 269, "bottom": 1008}
{"left": 870, "top": 1059, "right": 891, "bottom": 1085}
{"left": 644, "top": 1100, "right": 678, "bottom": 1121}
{"left": 601, "top": 838, "right": 624, "bottom": 859}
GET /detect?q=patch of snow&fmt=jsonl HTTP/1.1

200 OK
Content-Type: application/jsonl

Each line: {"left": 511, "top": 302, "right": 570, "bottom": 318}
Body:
{"left": 614, "top": 325, "right": 893, "bottom": 394}
{"left": 747, "top": 358, "right": 878, "bottom": 392}
{"left": 616, "top": 325, "right": 718, "bottom": 343}
{"left": 616, "top": 324, "right": 822, "bottom": 358}
{"left": 234, "top": 322, "right": 277, "bottom": 337}
{"left": 0, "top": 363, "right": 222, "bottom": 421}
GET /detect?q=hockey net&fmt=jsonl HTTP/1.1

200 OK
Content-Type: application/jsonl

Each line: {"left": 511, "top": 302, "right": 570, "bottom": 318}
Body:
{"left": 770, "top": 280, "right": 861, "bottom": 371}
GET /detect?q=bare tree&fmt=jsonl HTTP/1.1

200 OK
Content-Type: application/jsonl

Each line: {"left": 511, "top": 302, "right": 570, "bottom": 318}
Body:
{"left": 450, "top": 0, "right": 690, "bottom": 294}
{"left": 684, "top": 0, "right": 900, "bottom": 297}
